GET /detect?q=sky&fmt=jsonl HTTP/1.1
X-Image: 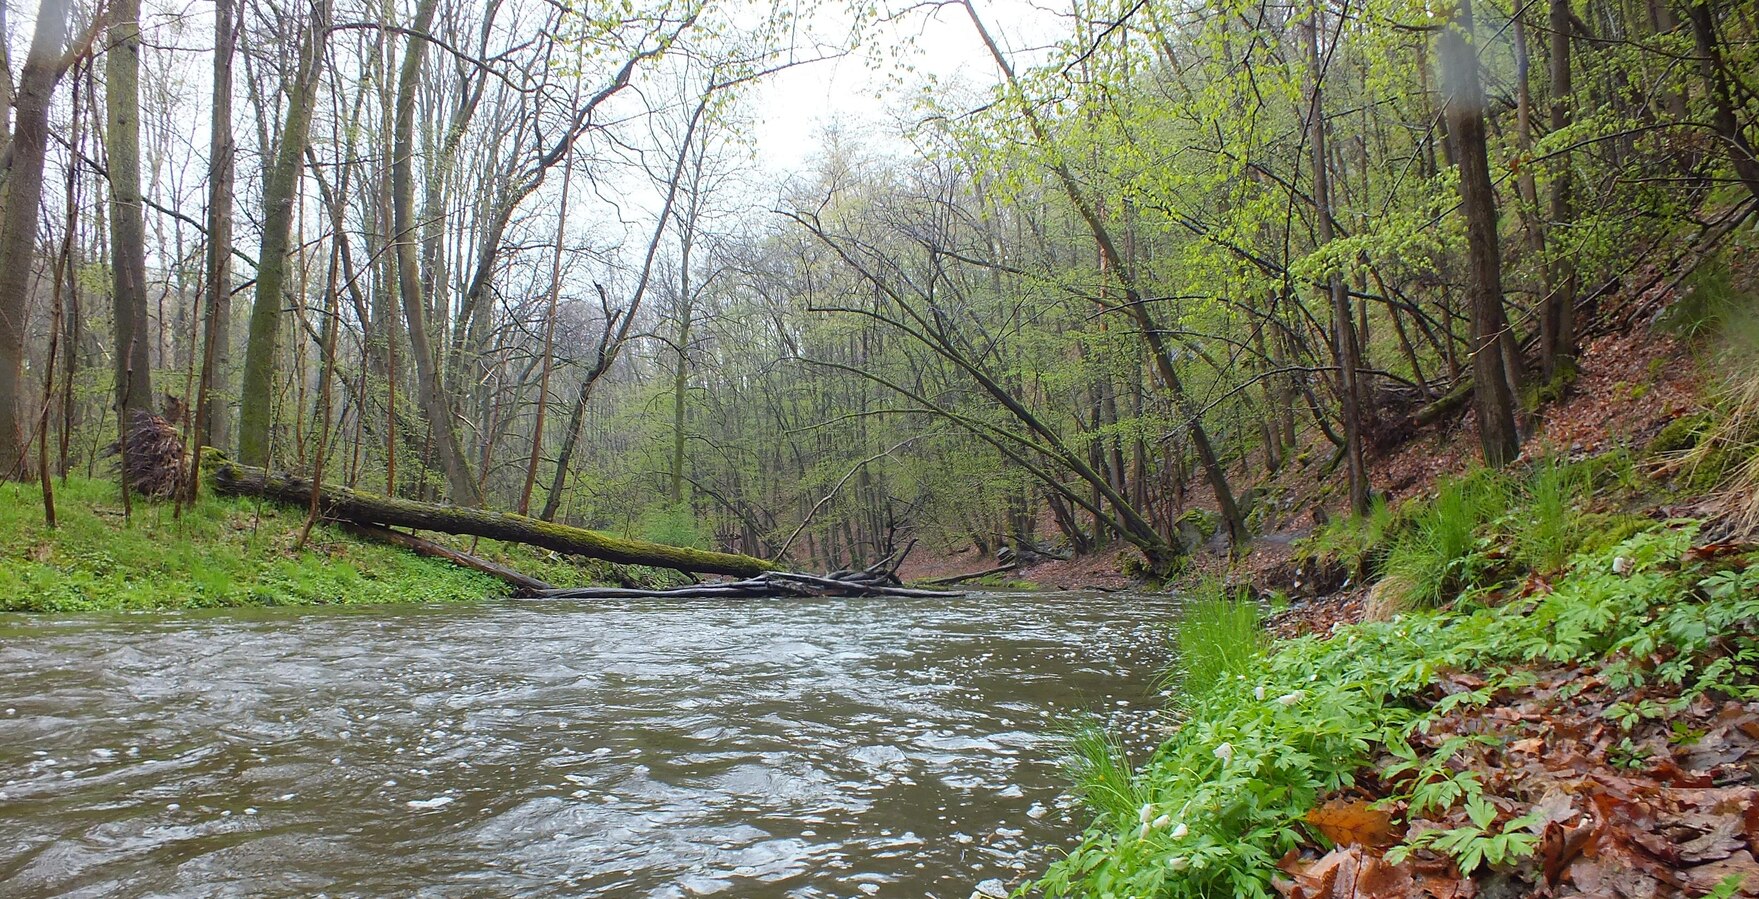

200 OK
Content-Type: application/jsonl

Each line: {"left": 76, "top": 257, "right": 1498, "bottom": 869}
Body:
{"left": 744, "top": 0, "right": 1065, "bottom": 175}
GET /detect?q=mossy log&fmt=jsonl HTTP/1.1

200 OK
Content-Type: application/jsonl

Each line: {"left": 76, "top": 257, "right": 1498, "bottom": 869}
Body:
{"left": 208, "top": 454, "right": 777, "bottom": 578}
{"left": 1413, "top": 379, "right": 1474, "bottom": 427}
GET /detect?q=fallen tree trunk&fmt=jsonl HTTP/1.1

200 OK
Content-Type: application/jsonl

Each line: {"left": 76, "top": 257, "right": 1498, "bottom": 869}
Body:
{"left": 339, "top": 522, "right": 554, "bottom": 594}
{"left": 208, "top": 454, "right": 777, "bottom": 578}
{"left": 534, "top": 570, "right": 962, "bottom": 600}
{"left": 919, "top": 563, "right": 1017, "bottom": 587}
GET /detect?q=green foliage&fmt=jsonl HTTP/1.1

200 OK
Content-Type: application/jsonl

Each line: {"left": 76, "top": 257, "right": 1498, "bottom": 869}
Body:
{"left": 1302, "top": 493, "right": 1398, "bottom": 573}
{"left": 1380, "top": 470, "right": 1508, "bottom": 608}
{"left": 1037, "top": 525, "right": 1759, "bottom": 897}
{"left": 1172, "top": 584, "right": 1265, "bottom": 696}
{"left": 1068, "top": 723, "right": 1141, "bottom": 822}
{"left": 1658, "top": 258, "right": 1752, "bottom": 338}
{"left": 0, "top": 476, "right": 501, "bottom": 612}
{"left": 1683, "top": 307, "right": 1759, "bottom": 530}
{"left": 1507, "top": 459, "right": 1587, "bottom": 574}
{"left": 636, "top": 502, "right": 710, "bottom": 550}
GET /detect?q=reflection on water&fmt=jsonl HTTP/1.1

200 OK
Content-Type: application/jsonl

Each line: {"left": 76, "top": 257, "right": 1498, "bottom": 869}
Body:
{"left": 0, "top": 592, "right": 1175, "bottom": 897}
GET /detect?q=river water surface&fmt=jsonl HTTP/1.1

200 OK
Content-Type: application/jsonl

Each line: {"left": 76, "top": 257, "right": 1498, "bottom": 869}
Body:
{"left": 0, "top": 592, "right": 1175, "bottom": 898}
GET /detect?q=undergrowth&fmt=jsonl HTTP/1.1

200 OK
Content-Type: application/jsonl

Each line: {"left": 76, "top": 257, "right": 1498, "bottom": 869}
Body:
{"left": 0, "top": 475, "right": 619, "bottom": 612}
{"left": 1035, "top": 523, "right": 1759, "bottom": 897}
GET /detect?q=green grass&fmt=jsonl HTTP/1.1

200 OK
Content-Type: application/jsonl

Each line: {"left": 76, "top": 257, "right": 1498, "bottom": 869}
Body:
{"left": 1380, "top": 469, "right": 1508, "bottom": 608}
{"left": 1508, "top": 458, "right": 1587, "bottom": 573}
{"left": 0, "top": 475, "right": 522, "bottom": 612}
{"left": 1035, "top": 524, "right": 1759, "bottom": 897}
{"left": 1171, "top": 584, "right": 1265, "bottom": 696}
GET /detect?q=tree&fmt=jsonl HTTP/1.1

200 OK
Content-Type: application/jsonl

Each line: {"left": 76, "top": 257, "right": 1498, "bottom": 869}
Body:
{"left": 1540, "top": 0, "right": 1577, "bottom": 380}
{"left": 193, "top": 0, "right": 236, "bottom": 460}
{"left": 236, "top": 0, "right": 331, "bottom": 468}
{"left": 387, "top": 0, "right": 481, "bottom": 505}
{"left": 1303, "top": 8, "right": 1369, "bottom": 515}
{"left": 0, "top": 0, "right": 74, "bottom": 480}
{"left": 1438, "top": 0, "right": 1520, "bottom": 466}
{"left": 106, "top": 0, "right": 153, "bottom": 425}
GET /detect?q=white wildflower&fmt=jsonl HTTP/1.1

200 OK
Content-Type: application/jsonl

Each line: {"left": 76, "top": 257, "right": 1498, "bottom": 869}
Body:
{"left": 1213, "top": 742, "right": 1234, "bottom": 762}
{"left": 1138, "top": 822, "right": 1151, "bottom": 840}
{"left": 1276, "top": 691, "right": 1305, "bottom": 707}
{"left": 1612, "top": 556, "right": 1633, "bottom": 576}
{"left": 1170, "top": 822, "right": 1189, "bottom": 840}
{"left": 1254, "top": 685, "right": 1266, "bottom": 701}
{"left": 1153, "top": 814, "right": 1173, "bottom": 829}
{"left": 1139, "top": 803, "right": 1155, "bottom": 824}
{"left": 1167, "top": 856, "right": 1189, "bottom": 871}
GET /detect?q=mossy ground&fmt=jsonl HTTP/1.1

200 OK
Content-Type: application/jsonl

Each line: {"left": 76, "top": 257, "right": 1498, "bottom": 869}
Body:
{"left": 0, "top": 475, "right": 626, "bottom": 612}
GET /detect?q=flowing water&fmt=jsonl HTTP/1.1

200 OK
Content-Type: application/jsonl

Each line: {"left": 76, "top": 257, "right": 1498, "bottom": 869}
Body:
{"left": 0, "top": 592, "right": 1176, "bottom": 898}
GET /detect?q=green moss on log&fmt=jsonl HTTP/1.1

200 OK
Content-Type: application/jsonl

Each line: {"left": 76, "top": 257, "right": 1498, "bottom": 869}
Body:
{"left": 206, "top": 453, "right": 777, "bottom": 578}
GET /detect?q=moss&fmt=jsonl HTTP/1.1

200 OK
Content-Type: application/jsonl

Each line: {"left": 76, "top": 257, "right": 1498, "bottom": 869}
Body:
{"left": 1572, "top": 512, "right": 1652, "bottom": 556}
{"left": 1646, "top": 412, "right": 1711, "bottom": 457}
{"left": 1178, "top": 509, "right": 1220, "bottom": 538}
{"left": 1523, "top": 357, "right": 1578, "bottom": 411}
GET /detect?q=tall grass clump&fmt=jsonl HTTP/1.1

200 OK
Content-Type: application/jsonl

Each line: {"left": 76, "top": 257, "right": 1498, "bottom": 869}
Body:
{"left": 1509, "top": 458, "right": 1587, "bottom": 573}
{"left": 1380, "top": 469, "right": 1508, "bottom": 608}
{"left": 1068, "top": 722, "right": 1141, "bottom": 821}
{"left": 1171, "top": 583, "right": 1265, "bottom": 697}
{"left": 1685, "top": 309, "right": 1759, "bottom": 536}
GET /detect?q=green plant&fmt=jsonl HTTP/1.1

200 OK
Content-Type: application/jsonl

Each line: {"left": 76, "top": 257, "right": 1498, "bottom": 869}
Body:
{"left": 1300, "top": 493, "right": 1398, "bottom": 573}
{"left": 1171, "top": 584, "right": 1264, "bottom": 696}
{"left": 1682, "top": 308, "right": 1759, "bottom": 534}
{"left": 1380, "top": 470, "right": 1507, "bottom": 608}
{"left": 1509, "top": 459, "right": 1586, "bottom": 573}
{"left": 1068, "top": 723, "right": 1140, "bottom": 821}
{"left": 1388, "top": 795, "right": 1541, "bottom": 873}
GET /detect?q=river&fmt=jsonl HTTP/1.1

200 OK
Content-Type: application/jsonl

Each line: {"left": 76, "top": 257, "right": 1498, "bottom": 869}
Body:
{"left": 0, "top": 592, "right": 1175, "bottom": 897}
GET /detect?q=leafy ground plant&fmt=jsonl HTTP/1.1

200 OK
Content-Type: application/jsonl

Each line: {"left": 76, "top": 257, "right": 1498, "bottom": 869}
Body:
{"left": 1035, "top": 525, "right": 1759, "bottom": 898}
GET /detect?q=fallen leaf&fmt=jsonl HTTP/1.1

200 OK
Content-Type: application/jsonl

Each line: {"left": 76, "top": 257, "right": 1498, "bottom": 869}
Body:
{"left": 1306, "top": 800, "right": 1398, "bottom": 849}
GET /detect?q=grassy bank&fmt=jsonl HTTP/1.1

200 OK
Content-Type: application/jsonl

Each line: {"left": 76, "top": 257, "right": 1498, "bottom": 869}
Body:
{"left": 0, "top": 475, "right": 642, "bottom": 613}
{"left": 1036, "top": 458, "right": 1759, "bottom": 896}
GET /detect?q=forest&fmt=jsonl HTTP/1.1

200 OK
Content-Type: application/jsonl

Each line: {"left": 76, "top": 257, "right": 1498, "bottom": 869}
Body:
{"left": 0, "top": 0, "right": 1751, "bottom": 571}
{"left": 4, "top": 0, "right": 1759, "bottom": 895}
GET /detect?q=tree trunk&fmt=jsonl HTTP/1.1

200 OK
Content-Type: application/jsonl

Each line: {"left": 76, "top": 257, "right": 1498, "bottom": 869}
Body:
{"left": 391, "top": 0, "right": 482, "bottom": 506}
{"left": 193, "top": 0, "right": 235, "bottom": 462}
{"left": 107, "top": 0, "right": 153, "bottom": 426}
{"left": 236, "top": 0, "right": 330, "bottom": 467}
{"left": 0, "top": 0, "right": 71, "bottom": 480}
{"left": 1305, "top": 11, "right": 1369, "bottom": 516}
{"left": 1439, "top": 0, "right": 1521, "bottom": 466}
{"left": 1688, "top": 3, "right": 1759, "bottom": 202}
{"left": 339, "top": 522, "right": 553, "bottom": 594}
{"left": 518, "top": 139, "right": 572, "bottom": 515}
{"left": 208, "top": 455, "right": 777, "bottom": 577}
{"left": 1542, "top": 0, "right": 1578, "bottom": 379}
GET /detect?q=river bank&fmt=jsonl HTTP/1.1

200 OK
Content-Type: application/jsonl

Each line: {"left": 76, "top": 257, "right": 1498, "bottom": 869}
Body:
{"left": 1028, "top": 319, "right": 1759, "bottom": 895}
{"left": 0, "top": 476, "right": 634, "bottom": 612}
